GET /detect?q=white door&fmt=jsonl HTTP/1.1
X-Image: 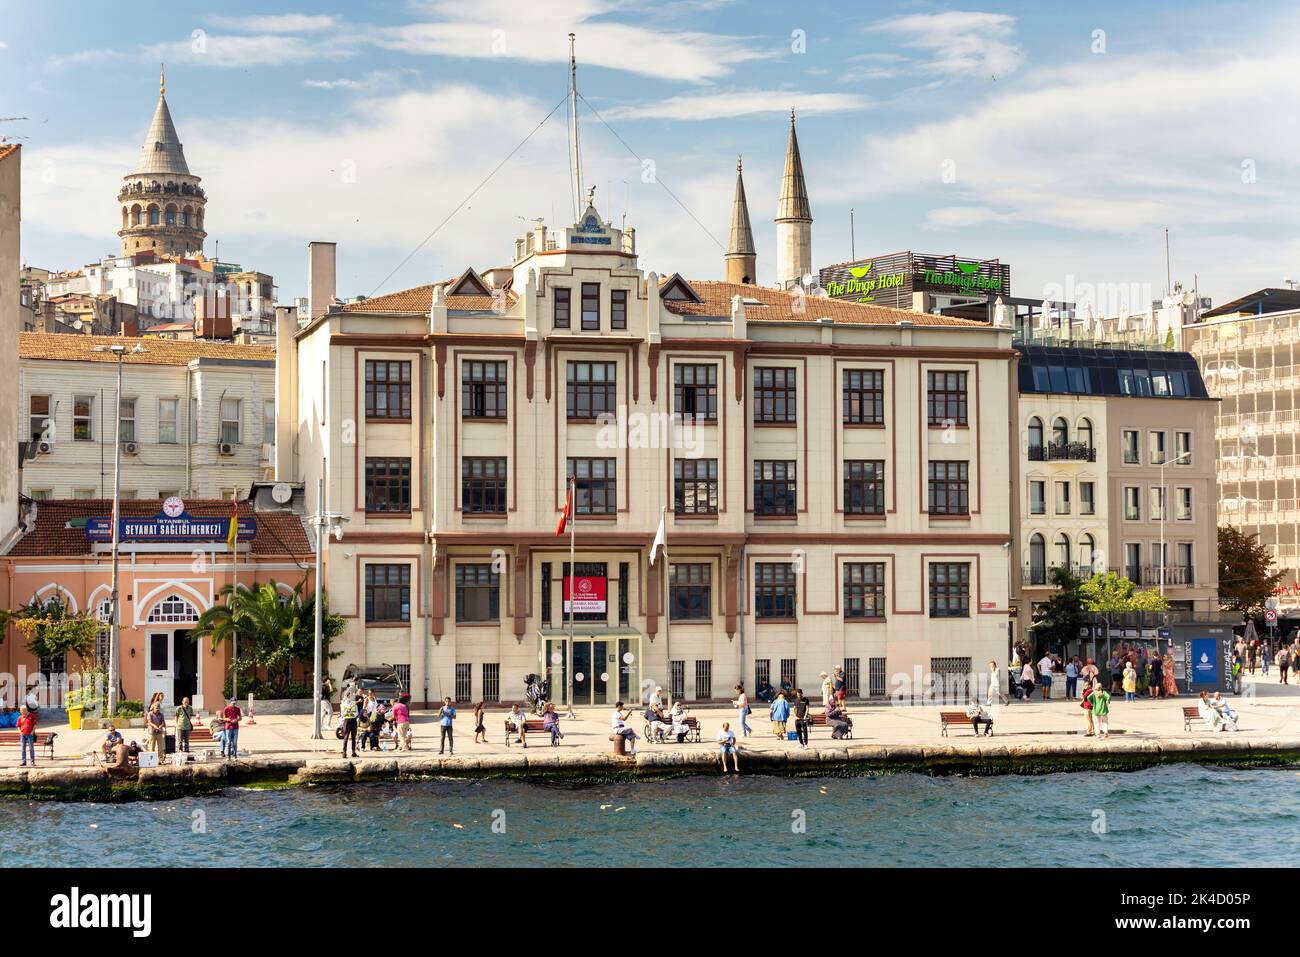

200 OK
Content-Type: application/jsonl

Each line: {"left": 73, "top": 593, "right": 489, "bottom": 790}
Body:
{"left": 145, "top": 631, "right": 173, "bottom": 708}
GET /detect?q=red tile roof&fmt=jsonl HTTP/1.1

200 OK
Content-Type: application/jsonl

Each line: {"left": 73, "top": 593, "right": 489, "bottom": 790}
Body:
{"left": 341, "top": 281, "right": 516, "bottom": 315}
{"left": 19, "top": 331, "right": 274, "bottom": 365}
{"left": 666, "top": 279, "right": 986, "bottom": 327}
{"left": 0, "top": 144, "right": 18, "bottom": 163}
{"left": 7, "top": 499, "right": 312, "bottom": 558}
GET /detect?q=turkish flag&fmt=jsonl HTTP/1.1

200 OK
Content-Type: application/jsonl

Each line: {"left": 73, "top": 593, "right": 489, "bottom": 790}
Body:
{"left": 555, "top": 482, "right": 573, "bottom": 536}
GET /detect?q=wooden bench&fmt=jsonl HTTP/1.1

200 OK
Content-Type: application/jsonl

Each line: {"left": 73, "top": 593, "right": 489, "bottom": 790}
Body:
{"left": 939, "top": 712, "right": 977, "bottom": 737}
{"left": 807, "top": 713, "right": 853, "bottom": 739}
{"left": 0, "top": 730, "right": 57, "bottom": 760}
{"left": 643, "top": 716, "right": 702, "bottom": 744}
{"left": 1182, "top": 706, "right": 1201, "bottom": 731}
{"left": 504, "top": 717, "right": 553, "bottom": 746}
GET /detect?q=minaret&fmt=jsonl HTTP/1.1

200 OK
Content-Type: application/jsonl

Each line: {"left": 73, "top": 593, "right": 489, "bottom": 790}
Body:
{"left": 774, "top": 109, "right": 812, "bottom": 289}
{"left": 117, "top": 65, "right": 208, "bottom": 258}
{"left": 725, "top": 156, "right": 756, "bottom": 285}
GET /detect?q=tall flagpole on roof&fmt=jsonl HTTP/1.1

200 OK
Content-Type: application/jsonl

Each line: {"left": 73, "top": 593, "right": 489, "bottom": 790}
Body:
{"left": 569, "top": 33, "right": 583, "bottom": 223}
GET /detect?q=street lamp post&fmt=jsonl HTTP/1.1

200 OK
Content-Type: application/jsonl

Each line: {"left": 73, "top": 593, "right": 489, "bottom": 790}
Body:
{"left": 1158, "top": 449, "right": 1194, "bottom": 597}
{"left": 94, "top": 342, "right": 146, "bottom": 718}
{"left": 308, "top": 477, "right": 347, "bottom": 739}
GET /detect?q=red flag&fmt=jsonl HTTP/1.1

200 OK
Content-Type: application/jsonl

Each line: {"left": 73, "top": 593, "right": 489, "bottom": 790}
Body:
{"left": 555, "top": 482, "right": 573, "bottom": 536}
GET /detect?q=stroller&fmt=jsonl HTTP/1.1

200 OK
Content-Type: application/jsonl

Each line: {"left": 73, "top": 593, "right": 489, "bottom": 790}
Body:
{"left": 523, "top": 674, "right": 550, "bottom": 716}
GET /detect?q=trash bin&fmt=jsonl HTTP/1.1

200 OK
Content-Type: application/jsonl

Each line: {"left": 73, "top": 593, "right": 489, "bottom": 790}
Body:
{"left": 68, "top": 706, "right": 84, "bottom": 730}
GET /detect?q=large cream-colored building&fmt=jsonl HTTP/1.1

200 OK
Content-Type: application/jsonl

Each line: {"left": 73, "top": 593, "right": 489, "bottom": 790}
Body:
{"left": 1, "top": 145, "right": 20, "bottom": 549}
{"left": 279, "top": 135, "right": 1016, "bottom": 707}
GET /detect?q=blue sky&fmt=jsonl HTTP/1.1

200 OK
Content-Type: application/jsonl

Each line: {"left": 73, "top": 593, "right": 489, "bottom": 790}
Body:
{"left": 2, "top": 0, "right": 1297, "bottom": 308}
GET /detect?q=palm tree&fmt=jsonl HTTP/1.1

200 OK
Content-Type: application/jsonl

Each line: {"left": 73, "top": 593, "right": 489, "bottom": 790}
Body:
{"left": 190, "top": 578, "right": 343, "bottom": 697}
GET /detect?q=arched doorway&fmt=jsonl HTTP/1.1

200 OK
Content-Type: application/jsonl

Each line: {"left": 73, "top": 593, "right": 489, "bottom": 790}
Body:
{"left": 143, "top": 593, "right": 202, "bottom": 708}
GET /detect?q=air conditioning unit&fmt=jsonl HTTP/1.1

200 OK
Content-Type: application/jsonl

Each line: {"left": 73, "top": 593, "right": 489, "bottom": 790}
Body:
{"left": 121, "top": 441, "right": 139, "bottom": 455}
{"left": 218, "top": 442, "right": 235, "bottom": 456}
{"left": 37, "top": 440, "right": 54, "bottom": 455}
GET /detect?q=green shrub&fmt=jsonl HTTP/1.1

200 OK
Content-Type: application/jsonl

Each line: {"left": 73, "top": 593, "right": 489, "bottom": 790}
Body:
{"left": 114, "top": 699, "right": 143, "bottom": 718}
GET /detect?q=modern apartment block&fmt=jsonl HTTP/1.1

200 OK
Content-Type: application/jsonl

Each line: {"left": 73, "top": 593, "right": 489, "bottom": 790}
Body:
{"left": 1181, "top": 290, "right": 1300, "bottom": 609}
{"left": 1013, "top": 344, "right": 1219, "bottom": 644}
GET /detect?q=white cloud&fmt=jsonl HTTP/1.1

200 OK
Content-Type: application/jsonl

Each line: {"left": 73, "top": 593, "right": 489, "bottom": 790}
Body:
{"left": 605, "top": 90, "right": 870, "bottom": 121}
{"left": 205, "top": 14, "right": 342, "bottom": 34}
{"left": 870, "top": 11, "right": 1023, "bottom": 79}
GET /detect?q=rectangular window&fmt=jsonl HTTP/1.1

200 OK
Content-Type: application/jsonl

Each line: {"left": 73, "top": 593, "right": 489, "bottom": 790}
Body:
{"left": 753, "top": 367, "right": 797, "bottom": 424}
{"left": 553, "top": 288, "right": 571, "bottom": 328}
{"left": 869, "top": 657, "right": 887, "bottom": 697}
{"left": 674, "top": 364, "right": 718, "bottom": 420}
{"left": 1148, "top": 430, "right": 1167, "bottom": 465}
{"left": 674, "top": 458, "right": 718, "bottom": 515}
{"left": 842, "top": 369, "right": 884, "bottom": 425}
{"left": 927, "top": 370, "right": 968, "bottom": 426}
{"left": 844, "top": 658, "right": 861, "bottom": 698}
{"left": 455, "top": 564, "right": 500, "bottom": 622}
{"left": 780, "top": 658, "right": 798, "bottom": 691}
{"left": 73, "top": 489, "right": 95, "bottom": 500}
{"left": 1055, "top": 481, "right": 1071, "bottom": 515}
{"left": 843, "top": 562, "right": 886, "bottom": 619}
{"left": 365, "top": 360, "right": 412, "bottom": 419}
{"left": 581, "top": 282, "right": 600, "bottom": 330}
{"left": 119, "top": 398, "right": 137, "bottom": 443}
{"left": 1125, "top": 543, "right": 1142, "bottom": 583}
{"left": 928, "top": 460, "right": 970, "bottom": 515}
{"left": 929, "top": 563, "right": 970, "bottom": 618}
{"left": 695, "top": 660, "right": 713, "bottom": 700}
{"left": 155, "top": 398, "right": 178, "bottom": 444}
{"left": 669, "top": 563, "right": 711, "bottom": 621}
{"left": 1177, "top": 487, "right": 1192, "bottom": 521}
{"left": 1150, "top": 486, "right": 1166, "bottom": 521}
{"left": 462, "top": 360, "right": 507, "bottom": 419}
{"left": 462, "top": 457, "right": 507, "bottom": 514}
{"left": 670, "top": 660, "right": 685, "bottom": 701}
{"left": 365, "top": 457, "right": 412, "bottom": 512}
{"left": 220, "top": 398, "right": 241, "bottom": 445}
{"left": 1122, "top": 429, "right": 1140, "bottom": 465}
{"left": 754, "top": 460, "right": 797, "bottom": 515}
{"left": 618, "top": 562, "right": 630, "bottom": 626}
{"left": 1123, "top": 486, "right": 1141, "bottom": 521}
{"left": 28, "top": 395, "right": 50, "bottom": 443}
{"left": 263, "top": 399, "right": 275, "bottom": 445}
{"left": 483, "top": 663, "right": 500, "bottom": 703}
{"left": 455, "top": 663, "right": 472, "bottom": 703}
{"left": 540, "top": 562, "right": 552, "bottom": 627}
{"left": 610, "top": 289, "right": 627, "bottom": 330}
{"left": 566, "top": 361, "right": 616, "bottom": 419}
{"left": 755, "top": 659, "right": 770, "bottom": 695}
{"left": 844, "top": 460, "right": 885, "bottom": 515}
{"left": 755, "top": 562, "right": 796, "bottom": 619}
{"left": 1029, "top": 480, "right": 1046, "bottom": 515}
{"left": 1176, "top": 431, "right": 1192, "bottom": 465}
{"left": 1080, "top": 481, "right": 1096, "bottom": 515}
{"left": 1177, "top": 543, "right": 1194, "bottom": 580}
{"left": 365, "top": 564, "right": 410, "bottom": 622}
{"left": 73, "top": 395, "right": 94, "bottom": 441}
{"left": 568, "top": 457, "right": 617, "bottom": 514}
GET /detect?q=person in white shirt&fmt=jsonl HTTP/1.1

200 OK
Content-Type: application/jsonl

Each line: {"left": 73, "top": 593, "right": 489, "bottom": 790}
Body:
{"left": 986, "top": 660, "right": 1008, "bottom": 706}
{"left": 1037, "top": 655, "right": 1054, "bottom": 700}
{"left": 966, "top": 699, "right": 994, "bottom": 736}
{"left": 731, "top": 684, "right": 752, "bottom": 737}
{"left": 610, "top": 701, "right": 638, "bottom": 754}
{"left": 1211, "top": 692, "right": 1240, "bottom": 731}
{"left": 717, "top": 722, "right": 739, "bottom": 773}
{"left": 506, "top": 704, "right": 528, "bottom": 746}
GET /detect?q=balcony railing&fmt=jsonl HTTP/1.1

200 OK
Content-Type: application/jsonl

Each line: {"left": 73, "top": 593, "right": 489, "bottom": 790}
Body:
{"left": 1028, "top": 441, "right": 1097, "bottom": 462}
{"left": 1124, "top": 564, "right": 1196, "bottom": 586}
{"left": 1023, "top": 563, "right": 1096, "bottom": 586}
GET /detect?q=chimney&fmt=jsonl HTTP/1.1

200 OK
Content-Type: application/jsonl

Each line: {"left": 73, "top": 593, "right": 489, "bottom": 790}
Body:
{"left": 307, "top": 241, "right": 337, "bottom": 320}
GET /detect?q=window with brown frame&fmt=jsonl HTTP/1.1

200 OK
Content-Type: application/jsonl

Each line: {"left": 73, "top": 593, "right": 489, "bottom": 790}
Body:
{"left": 754, "top": 460, "right": 797, "bottom": 515}
{"left": 929, "top": 562, "right": 970, "bottom": 618}
{"left": 566, "top": 361, "right": 616, "bottom": 419}
{"left": 754, "top": 563, "right": 796, "bottom": 619}
{"left": 753, "top": 367, "right": 797, "bottom": 423}
{"left": 553, "top": 287, "right": 571, "bottom": 328}
{"left": 462, "top": 457, "right": 507, "bottom": 514}
{"left": 844, "top": 460, "right": 885, "bottom": 515}
{"left": 365, "top": 360, "right": 411, "bottom": 419}
{"left": 669, "top": 563, "right": 712, "bottom": 621}
{"left": 455, "top": 563, "right": 500, "bottom": 622}
{"left": 674, "top": 364, "right": 718, "bottom": 420}
{"left": 461, "top": 361, "right": 507, "bottom": 419}
{"left": 365, "top": 564, "right": 410, "bottom": 622}
{"left": 927, "top": 370, "right": 968, "bottom": 426}
{"left": 843, "top": 562, "right": 886, "bottom": 619}
{"left": 581, "top": 282, "right": 600, "bottom": 330}
{"left": 364, "top": 457, "right": 411, "bottom": 512}
{"left": 927, "top": 460, "right": 969, "bottom": 515}
{"left": 610, "top": 289, "right": 627, "bottom": 330}
{"left": 674, "top": 458, "right": 718, "bottom": 514}
{"left": 842, "top": 369, "right": 884, "bottom": 425}
{"left": 568, "top": 457, "right": 617, "bottom": 514}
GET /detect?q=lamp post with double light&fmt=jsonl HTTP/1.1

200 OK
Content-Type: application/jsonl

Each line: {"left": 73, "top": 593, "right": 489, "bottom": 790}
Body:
{"left": 308, "top": 478, "right": 347, "bottom": 739}
{"left": 92, "top": 342, "right": 147, "bottom": 717}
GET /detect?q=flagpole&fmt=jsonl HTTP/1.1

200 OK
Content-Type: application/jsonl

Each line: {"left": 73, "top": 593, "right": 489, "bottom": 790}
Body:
{"left": 568, "top": 476, "right": 575, "bottom": 716}
{"left": 661, "top": 505, "right": 670, "bottom": 704}
{"left": 231, "top": 489, "right": 238, "bottom": 702}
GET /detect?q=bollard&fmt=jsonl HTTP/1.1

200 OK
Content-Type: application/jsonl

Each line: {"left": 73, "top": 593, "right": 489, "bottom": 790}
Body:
{"left": 609, "top": 732, "right": 626, "bottom": 757}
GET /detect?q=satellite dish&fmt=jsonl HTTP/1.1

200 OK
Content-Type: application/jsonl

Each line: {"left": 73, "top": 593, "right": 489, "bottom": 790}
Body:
{"left": 1161, "top": 296, "right": 1173, "bottom": 309}
{"left": 271, "top": 482, "right": 293, "bottom": 504}
{"left": 1182, "top": 292, "right": 1196, "bottom": 306}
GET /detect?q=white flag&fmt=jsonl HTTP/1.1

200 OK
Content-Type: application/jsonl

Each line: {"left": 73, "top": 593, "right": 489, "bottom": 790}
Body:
{"left": 650, "top": 512, "right": 666, "bottom": 565}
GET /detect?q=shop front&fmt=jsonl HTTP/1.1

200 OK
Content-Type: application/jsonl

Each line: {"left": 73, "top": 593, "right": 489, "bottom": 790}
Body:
{"left": 539, "top": 632, "right": 643, "bottom": 706}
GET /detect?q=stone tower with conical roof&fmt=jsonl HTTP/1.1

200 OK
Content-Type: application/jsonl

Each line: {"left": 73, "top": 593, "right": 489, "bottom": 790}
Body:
{"left": 725, "top": 157, "right": 756, "bottom": 285}
{"left": 774, "top": 109, "right": 812, "bottom": 289}
{"left": 117, "top": 66, "right": 207, "bottom": 258}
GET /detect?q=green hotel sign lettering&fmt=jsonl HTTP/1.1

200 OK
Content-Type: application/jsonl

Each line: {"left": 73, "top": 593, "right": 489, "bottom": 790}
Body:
{"left": 919, "top": 261, "right": 1004, "bottom": 292}
{"left": 824, "top": 261, "right": 907, "bottom": 302}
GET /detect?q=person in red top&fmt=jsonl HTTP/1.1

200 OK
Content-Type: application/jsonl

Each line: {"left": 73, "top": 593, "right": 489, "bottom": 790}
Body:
{"left": 17, "top": 704, "right": 38, "bottom": 766}
{"left": 221, "top": 698, "right": 242, "bottom": 759}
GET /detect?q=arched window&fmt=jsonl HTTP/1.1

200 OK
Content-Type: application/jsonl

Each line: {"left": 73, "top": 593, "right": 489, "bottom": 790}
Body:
{"left": 1052, "top": 417, "right": 1069, "bottom": 447}
{"left": 1081, "top": 533, "right": 1096, "bottom": 573}
{"left": 95, "top": 598, "right": 113, "bottom": 667}
{"left": 131, "top": 204, "right": 142, "bottom": 226}
{"left": 122, "top": 207, "right": 129, "bottom": 230}
{"left": 164, "top": 204, "right": 177, "bottom": 226}
{"left": 148, "top": 204, "right": 160, "bottom": 225}
{"left": 1028, "top": 417, "right": 1044, "bottom": 454}
{"left": 1078, "top": 417, "right": 1093, "bottom": 450}
{"left": 181, "top": 206, "right": 191, "bottom": 226}
{"left": 1028, "top": 533, "right": 1046, "bottom": 584}
{"left": 146, "top": 594, "right": 200, "bottom": 623}
{"left": 1055, "top": 532, "right": 1071, "bottom": 568}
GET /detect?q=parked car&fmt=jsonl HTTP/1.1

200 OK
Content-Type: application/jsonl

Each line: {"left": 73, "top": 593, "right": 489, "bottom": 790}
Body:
{"left": 340, "top": 664, "right": 405, "bottom": 704}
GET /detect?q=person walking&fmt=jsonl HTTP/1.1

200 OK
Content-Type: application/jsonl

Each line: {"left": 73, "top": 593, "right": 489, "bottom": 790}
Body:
{"left": 819, "top": 672, "right": 834, "bottom": 708}
{"left": 1277, "top": 645, "right": 1290, "bottom": 685}
{"left": 832, "top": 666, "right": 846, "bottom": 704}
{"left": 792, "top": 689, "right": 811, "bottom": 748}
{"left": 320, "top": 676, "right": 335, "bottom": 731}
{"left": 770, "top": 691, "right": 791, "bottom": 739}
{"left": 717, "top": 722, "right": 740, "bottom": 773}
{"left": 473, "top": 701, "right": 487, "bottom": 744}
{"left": 340, "top": 693, "right": 359, "bottom": 757}
{"left": 174, "top": 697, "right": 194, "bottom": 754}
{"left": 221, "top": 698, "right": 242, "bottom": 759}
{"left": 1090, "top": 679, "right": 1112, "bottom": 738}
{"left": 16, "top": 704, "right": 37, "bottom": 767}
{"left": 146, "top": 699, "right": 167, "bottom": 755}
{"left": 1161, "top": 652, "right": 1178, "bottom": 698}
{"left": 391, "top": 695, "right": 411, "bottom": 751}
{"left": 1148, "top": 653, "right": 1164, "bottom": 699}
{"left": 1122, "top": 662, "right": 1137, "bottom": 702}
{"left": 986, "top": 660, "right": 1009, "bottom": 706}
{"left": 731, "top": 684, "right": 752, "bottom": 737}
{"left": 438, "top": 697, "right": 456, "bottom": 754}
{"left": 1019, "top": 660, "right": 1036, "bottom": 701}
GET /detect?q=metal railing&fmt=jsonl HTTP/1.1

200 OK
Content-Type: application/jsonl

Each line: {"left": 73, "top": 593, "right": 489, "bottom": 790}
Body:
{"left": 1023, "top": 563, "right": 1096, "bottom": 586}
{"left": 1028, "top": 441, "right": 1097, "bottom": 463}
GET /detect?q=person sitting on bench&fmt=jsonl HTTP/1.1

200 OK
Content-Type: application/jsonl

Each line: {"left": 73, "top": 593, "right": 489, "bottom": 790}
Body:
{"left": 826, "top": 700, "right": 852, "bottom": 739}
{"left": 668, "top": 702, "right": 692, "bottom": 743}
{"left": 966, "top": 699, "right": 994, "bottom": 736}
{"left": 1196, "top": 691, "right": 1225, "bottom": 732}
{"left": 1210, "top": 692, "right": 1240, "bottom": 731}
{"left": 542, "top": 703, "right": 563, "bottom": 744}
{"left": 506, "top": 704, "right": 528, "bottom": 746}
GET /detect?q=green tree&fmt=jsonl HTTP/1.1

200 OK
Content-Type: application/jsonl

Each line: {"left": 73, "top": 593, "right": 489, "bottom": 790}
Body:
{"left": 11, "top": 595, "right": 101, "bottom": 664}
{"left": 1080, "top": 572, "right": 1170, "bottom": 613}
{"left": 189, "top": 578, "right": 344, "bottom": 697}
{"left": 1029, "top": 566, "right": 1086, "bottom": 653}
{"left": 1218, "top": 525, "right": 1283, "bottom": 617}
